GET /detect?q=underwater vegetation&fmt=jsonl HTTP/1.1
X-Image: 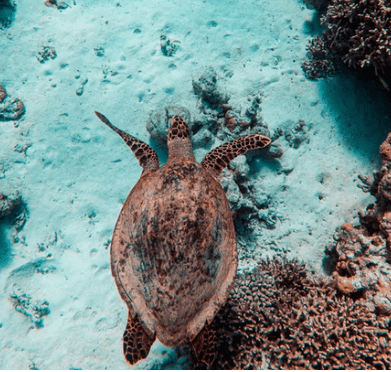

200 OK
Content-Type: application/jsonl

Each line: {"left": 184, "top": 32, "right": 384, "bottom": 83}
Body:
{"left": 302, "top": 0, "right": 391, "bottom": 89}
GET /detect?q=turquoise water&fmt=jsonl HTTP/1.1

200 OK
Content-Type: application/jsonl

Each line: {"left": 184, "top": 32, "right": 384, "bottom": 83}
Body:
{"left": 1, "top": 0, "right": 391, "bottom": 369}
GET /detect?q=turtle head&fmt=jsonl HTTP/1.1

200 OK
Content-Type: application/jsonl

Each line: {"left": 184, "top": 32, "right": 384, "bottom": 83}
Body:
{"left": 168, "top": 116, "right": 195, "bottom": 161}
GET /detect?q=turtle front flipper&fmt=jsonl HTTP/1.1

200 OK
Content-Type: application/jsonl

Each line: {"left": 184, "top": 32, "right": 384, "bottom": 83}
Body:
{"left": 191, "top": 322, "right": 217, "bottom": 366}
{"left": 95, "top": 111, "right": 159, "bottom": 172}
{"left": 201, "top": 133, "right": 271, "bottom": 177}
{"left": 123, "top": 311, "right": 156, "bottom": 365}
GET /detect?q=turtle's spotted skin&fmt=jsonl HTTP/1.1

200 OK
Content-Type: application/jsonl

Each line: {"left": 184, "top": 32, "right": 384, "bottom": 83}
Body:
{"left": 123, "top": 312, "right": 154, "bottom": 365}
{"left": 202, "top": 134, "right": 271, "bottom": 176}
{"left": 95, "top": 112, "right": 271, "bottom": 366}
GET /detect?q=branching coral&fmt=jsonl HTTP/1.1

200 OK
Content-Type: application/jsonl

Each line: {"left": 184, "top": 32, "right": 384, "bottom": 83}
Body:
{"left": 193, "top": 258, "right": 391, "bottom": 369}
{"left": 303, "top": 0, "right": 391, "bottom": 89}
{"left": 302, "top": 36, "right": 336, "bottom": 80}
{"left": 326, "top": 132, "right": 391, "bottom": 314}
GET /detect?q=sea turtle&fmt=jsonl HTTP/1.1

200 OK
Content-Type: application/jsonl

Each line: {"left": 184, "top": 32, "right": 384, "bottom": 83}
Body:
{"left": 95, "top": 111, "right": 271, "bottom": 366}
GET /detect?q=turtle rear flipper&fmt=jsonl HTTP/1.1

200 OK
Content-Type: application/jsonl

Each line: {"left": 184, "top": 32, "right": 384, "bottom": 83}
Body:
{"left": 191, "top": 322, "right": 217, "bottom": 366}
{"left": 201, "top": 133, "right": 271, "bottom": 177}
{"left": 123, "top": 311, "right": 156, "bottom": 365}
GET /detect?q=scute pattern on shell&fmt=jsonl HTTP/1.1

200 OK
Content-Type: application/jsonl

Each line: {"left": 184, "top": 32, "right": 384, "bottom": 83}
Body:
{"left": 111, "top": 158, "right": 237, "bottom": 347}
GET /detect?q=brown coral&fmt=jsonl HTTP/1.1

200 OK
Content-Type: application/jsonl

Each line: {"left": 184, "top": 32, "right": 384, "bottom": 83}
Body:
{"left": 302, "top": 36, "right": 336, "bottom": 80}
{"left": 193, "top": 257, "right": 391, "bottom": 369}
{"left": 326, "top": 223, "right": 391, "bottom": 314}
{"left": 326, "top": 131, "right": 391, "bottom": 314}
{"left": 224, "top": 110, "right": 237, "bottom": 132}
{"left": 303, "top": 0, "right": 391, "bottom": 89}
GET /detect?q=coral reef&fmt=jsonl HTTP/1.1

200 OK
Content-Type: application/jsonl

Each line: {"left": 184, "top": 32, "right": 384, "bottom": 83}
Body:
{"left": 326, "top": 132, "right": 391, "bottom": 314}
{"left": 192, "top": 67, "right": 229, "bottom": 112}
{"left": 193, "top": 258, "right": 391, "bottom": 369}
{"left": 36, "top": 45, "right": 57, "bottom": 63}
{"left": 191, "top": 67, "right": 281, "bottom": 153}
{"left": 302, "top": 0, "right": 330, "bottom": 13}
{"left": 0, "top": 191, "right": 21, "bottom": 219}
{"left": 43, "top": 0, "right": 69, "bottom": 10}
{"left": 282, "top": 119, "right": 310, "bottom": 148}
{"left": 160, "top": 35, "right": 180, "bottom": 57}
{"left": 0, "top": 192, "right": 27, "bottom": 267}
{"left": 9, "top": 284, "right": 50, "bottom": 327}
{"left": 0, "top": 191, "right": 27, "bottom": 237}
{"left": 302, "top": 0, "right": 391, "bottom": 89}
{"left": 148, "top": 68, "right": 282, "bottom": 155}
{"left": 220, "top": 163, "right": 281, "bottom": 244}
{"left": 192, "top": 68, "right": 283, "bottom": 240}
{"left": 0, "top": 0, "right": 16, "bottom": 29}
{"left": 302, "top": 36, "right": 336, "bottom": 80}
{"left": 0, "top": 85, "right": 25, "bottom": 121}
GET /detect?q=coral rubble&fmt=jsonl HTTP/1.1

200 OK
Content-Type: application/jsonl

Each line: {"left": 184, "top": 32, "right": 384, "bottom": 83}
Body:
{"left": 160, "top": 35, "right": 180, "bottom": 57}
{"left": 0, "top": 191, "right": 22, "bottom": 219}
{"left": 0, "top": 192, "right": 28, "bottom": 247}
{"left": 190, "top": 67, "right": 282, "bottom": 157}
{"left": 326, "top": 132, "right": 391, "bottom": 314}
{"left": 36, "top": 45, "right": 57, "bottom": 63}
{"left": 303, "top": 0, "right": 391, "bottom": 89}
{"left": 0, "top": 85, "right": 25, "bottom": 121}
{"left": 43, "top": 0, "right": 69, "bottom": 10}
{"left": 194, "top": 258, "right": 391, "bottom": 370}
{"left": 9, "top": 284, "right": 50, "bottom": 327}
{"left": 282, "top": 119, "right": 309, "bottom": 149}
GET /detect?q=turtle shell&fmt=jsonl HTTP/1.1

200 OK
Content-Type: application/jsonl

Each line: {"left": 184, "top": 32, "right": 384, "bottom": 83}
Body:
{"left": 110, "top": 157, "right": 237, "bottom": 347}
